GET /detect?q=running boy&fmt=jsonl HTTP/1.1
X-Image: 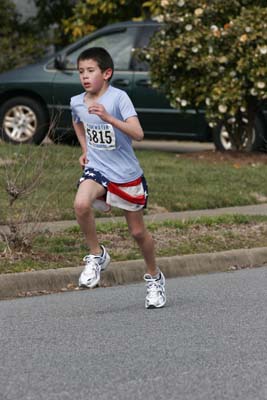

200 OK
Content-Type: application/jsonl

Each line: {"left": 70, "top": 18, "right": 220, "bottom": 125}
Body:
{"left": 71, "top": 47, "right": 166, "bottom": 309}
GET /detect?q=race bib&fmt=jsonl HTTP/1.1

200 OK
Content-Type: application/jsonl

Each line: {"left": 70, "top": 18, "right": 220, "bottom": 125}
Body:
{"left": 85, "top": 123, "right": 116, "bottom": 150}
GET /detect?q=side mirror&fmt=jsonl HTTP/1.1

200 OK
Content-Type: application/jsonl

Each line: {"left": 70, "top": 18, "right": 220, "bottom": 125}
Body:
{"left": 54, "top": 54, "right": 67, "bottom": 70}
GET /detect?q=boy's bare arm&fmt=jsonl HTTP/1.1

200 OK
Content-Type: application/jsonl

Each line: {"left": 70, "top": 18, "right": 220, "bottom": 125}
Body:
{"left": 73, "top": 120, "right": 87, "bottom": 167}
{"left": 88, "top": 104, "right": 144, "bottom": 141}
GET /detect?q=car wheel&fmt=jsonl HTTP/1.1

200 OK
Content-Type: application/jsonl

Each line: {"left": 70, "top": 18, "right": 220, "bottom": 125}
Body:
{"left": 213, "top": 114, "right": 266, "bottom": 151}
{"left": 0, "top": 97, "right": 48, "bottom": 144}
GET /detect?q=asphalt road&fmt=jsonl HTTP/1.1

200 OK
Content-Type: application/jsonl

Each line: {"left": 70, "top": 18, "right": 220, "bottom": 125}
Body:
{"left": 1, "top": 267, "right": 267, "bottom": 400}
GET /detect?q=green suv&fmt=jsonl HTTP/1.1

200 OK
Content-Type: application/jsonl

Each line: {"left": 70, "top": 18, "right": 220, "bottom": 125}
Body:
{"left": 0, "top": 20, "right": 266, "bottom": 149}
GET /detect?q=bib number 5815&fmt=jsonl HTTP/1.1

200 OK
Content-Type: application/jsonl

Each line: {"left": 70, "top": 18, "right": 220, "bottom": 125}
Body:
{"left": 85, "top": 124, "right": 116, "bottom": 150}
{"left": 89, "top": 129, "right": 112, "bottom": 144}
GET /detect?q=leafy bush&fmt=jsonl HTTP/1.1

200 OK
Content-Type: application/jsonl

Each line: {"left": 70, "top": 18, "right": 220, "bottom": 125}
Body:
{"left": 143, "top": 0, "right": 267, "bottom": 150}
{"left": 62, "top": 0, "right": 161, "bottom": 42}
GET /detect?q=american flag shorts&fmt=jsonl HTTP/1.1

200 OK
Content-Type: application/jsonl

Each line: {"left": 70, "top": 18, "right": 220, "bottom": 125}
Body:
{"left": 78, "top": 167, "right": 148, "bottom": 212}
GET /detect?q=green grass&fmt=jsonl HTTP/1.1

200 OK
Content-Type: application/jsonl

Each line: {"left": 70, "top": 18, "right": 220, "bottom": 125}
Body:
{"left": 1, "top": 143, "right": 267, "bottom": 274}
{"left": 145, "top": 152, "right": 267, "bottom": 211}
{"left": 1, "top": 142, "right": 267, "bottom": 224}
{"left": 1, "top": 215, "right": 267, "bottom": 274}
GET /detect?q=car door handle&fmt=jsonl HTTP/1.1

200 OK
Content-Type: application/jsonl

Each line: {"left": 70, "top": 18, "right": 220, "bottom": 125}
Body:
{"left": 136, "top": 79, "right": 151, "bottom": 87}
{"left": 113, "top": 79, "right": 130, "bottom": 87}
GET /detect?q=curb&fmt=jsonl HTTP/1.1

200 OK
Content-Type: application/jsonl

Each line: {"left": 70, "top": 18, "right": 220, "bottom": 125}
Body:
{"left": 1, "top": 247, "right": 267, "bottom": 300}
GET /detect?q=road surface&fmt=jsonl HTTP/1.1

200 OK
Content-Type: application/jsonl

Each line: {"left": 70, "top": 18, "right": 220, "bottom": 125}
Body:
{"left": 1, "top": 267, "right": 267, "bottom": 400}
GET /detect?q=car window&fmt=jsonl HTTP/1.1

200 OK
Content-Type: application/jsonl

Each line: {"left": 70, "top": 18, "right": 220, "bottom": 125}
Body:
{"left": 132, "top": 25, "right": 160, "bottom": 71}
{"left": 65, "top": 28, "right": 138, "bottom": 71}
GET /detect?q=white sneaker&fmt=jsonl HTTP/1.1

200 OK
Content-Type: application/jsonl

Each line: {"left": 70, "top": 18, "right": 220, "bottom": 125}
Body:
{"left": 79, "top": 245, "right": 111, "bottom": 288}
{"left": 144, "top": 271, "right": 166, "bottom": 309}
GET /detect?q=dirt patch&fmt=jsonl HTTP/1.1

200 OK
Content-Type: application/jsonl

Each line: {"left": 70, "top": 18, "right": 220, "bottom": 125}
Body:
{"left": 177, "top": 150, "right": 267, "bottom": 166}
{"left": 0, "top": 158, "right": 16, "bottom": 167}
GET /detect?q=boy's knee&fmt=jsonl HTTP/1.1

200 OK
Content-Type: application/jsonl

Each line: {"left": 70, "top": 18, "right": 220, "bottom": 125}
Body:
{"left": 130, "top": 227, "right": 146, "bottom": 242}
{"left": 74, "top": 199, "right": 92, "bottom": 216}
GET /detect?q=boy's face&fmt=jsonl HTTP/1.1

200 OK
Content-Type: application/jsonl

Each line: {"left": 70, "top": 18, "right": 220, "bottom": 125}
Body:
{"left": 78, "top": 59, "right": 112, "bottom": 95}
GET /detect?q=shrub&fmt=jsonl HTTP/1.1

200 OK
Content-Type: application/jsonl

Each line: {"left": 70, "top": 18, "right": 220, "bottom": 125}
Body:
{"left": 144, "top": 0, "right": 267, "bottom": 150}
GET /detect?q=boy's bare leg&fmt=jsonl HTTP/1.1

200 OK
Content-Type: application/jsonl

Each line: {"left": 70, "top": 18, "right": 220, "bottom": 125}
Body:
{"left": 124, "top": 209, "right": 158, "bottom": 276}
{"left": 74, "top": 179, "right": 106, "bottom": 255}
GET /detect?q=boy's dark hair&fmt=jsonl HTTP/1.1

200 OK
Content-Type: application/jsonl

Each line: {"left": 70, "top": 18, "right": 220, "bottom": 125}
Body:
{"left": 77, "top": 47, "right": 114, "bottom": 80}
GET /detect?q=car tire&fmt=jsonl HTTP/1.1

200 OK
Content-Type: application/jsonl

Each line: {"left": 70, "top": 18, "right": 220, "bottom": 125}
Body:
{"left": 213, "top": 113, "right": 266, "bottom": 152}
{"left": 0, "top": 96, "right": 49, "bottom": 144}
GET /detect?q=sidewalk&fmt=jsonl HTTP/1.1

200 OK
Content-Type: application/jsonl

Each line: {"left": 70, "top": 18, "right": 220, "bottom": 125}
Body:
{"left": 1, "top": 203, "right": 267, "bottom": 300}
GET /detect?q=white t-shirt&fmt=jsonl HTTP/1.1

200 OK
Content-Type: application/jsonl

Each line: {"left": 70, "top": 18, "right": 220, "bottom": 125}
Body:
{"left": 70, "top": 85, "right": 143, "bottom": 183}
